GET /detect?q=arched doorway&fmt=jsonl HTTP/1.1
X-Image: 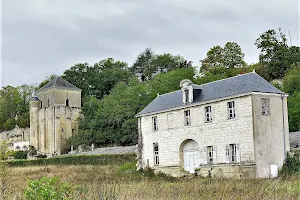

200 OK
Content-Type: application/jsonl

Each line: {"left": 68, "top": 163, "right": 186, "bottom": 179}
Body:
{"left": 179, "top": 139, "right": 200, "bottom": 173}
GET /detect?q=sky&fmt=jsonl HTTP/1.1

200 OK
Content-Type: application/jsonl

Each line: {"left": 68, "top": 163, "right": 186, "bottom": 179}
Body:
{"left": 1, "top": 0, "right": 299, "bottom": 87}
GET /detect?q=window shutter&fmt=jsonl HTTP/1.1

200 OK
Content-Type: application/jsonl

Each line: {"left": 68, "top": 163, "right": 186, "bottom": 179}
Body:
{"left": 266, "top": 99, "right": 270, "bottom": 115}
{"left": 199, "top": 147, "right": 204, "bottom": 165}
{"left": 213, "top": 146, "right": 217, "bottom": 164}
{"left": 225, "top": 145, "right": 230, "bottom": 163}
{"left": 203, "top": 147, "right": 207, "bottom": 165}
{"left": 236, "top": 144, "right": 241, "bottom": 163}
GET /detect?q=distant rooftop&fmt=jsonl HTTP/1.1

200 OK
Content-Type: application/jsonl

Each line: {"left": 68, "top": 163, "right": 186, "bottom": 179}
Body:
{"left": 137, "top": 72, "right": 285, "bottom": 116}
{"left": 37, "top": 76, "right": 81, "bottom": 92}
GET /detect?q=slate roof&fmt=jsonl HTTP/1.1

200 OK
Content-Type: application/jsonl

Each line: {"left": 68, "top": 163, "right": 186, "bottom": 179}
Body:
{"left": 38, "top": 76, "right": 81, "bottom": 92}
{"left": 137, "top": 72, "right": 284, "bottom": 116}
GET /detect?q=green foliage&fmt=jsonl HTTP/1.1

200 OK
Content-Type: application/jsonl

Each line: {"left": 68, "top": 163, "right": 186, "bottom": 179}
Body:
{"left": 131, "top": 48, "right": 192, "bottom": 80}
{"left": 255, "top": 28, "right": 300, "bottom": 79}
{"left": 7, "top": 154, "right": 136, "bottom": 167}
{"left": 283, "top": 63, "right": 300, "bottom": 95}
{"left": 78, "top": 67, "right": 195, "bottom": 146}
{"left": 12, "top": 151, "right": 28, "bottom": 159}
{"left": 0, "top": 84, "right": 33, "bottom": 131}
{"left": 287, "top": 92, "right": 300, "bottom": 132}
{"left": 24, "top": 176, "right": 79, "bottom": 200}
{"left": 200, "top": 42, "right": 246, "bottom": 74}
{"left": 3, "top": 118, "right": 16, "bottom": 131}
{"left": 117, "top": 162, "right": 136, "bottom": 174}
{"left": 63, "top": 58, "right": 132, "bottom": 99}
{"left": 280, "top": 153, "right": 300, "bottom": 176}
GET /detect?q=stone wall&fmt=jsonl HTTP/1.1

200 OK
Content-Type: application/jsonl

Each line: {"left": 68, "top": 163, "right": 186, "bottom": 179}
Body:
{"left": 0, "top": 127, "right": 30, "bottom": 150}
{"left": 140, "top": 94, "right": 255, "bottom": 170}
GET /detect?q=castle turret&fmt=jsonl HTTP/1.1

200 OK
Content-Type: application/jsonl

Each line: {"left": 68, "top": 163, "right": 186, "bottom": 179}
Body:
{"left": 29, "top": 90, "right": 40, "bottom": 149}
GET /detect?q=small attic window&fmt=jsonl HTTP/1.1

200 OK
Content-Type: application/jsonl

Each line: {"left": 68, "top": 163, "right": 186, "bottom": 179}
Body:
{"left": 184, "top": 89, "right": 189, "bottom": 103}
{"left": 66, "top": 99, "right": 69, "bottom": 107}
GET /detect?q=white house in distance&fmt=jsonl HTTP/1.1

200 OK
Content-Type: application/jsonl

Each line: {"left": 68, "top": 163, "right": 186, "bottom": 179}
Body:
{"left": 136, "top": 72, "right": 290, "bottom": 178}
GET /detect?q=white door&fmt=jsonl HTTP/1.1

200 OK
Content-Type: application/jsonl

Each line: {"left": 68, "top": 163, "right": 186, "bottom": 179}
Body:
{"left": 182, "top": 140, "right": 200, "bottom": 173}
{"left": 189, "top": 154, "right": 195, "bottom": 173}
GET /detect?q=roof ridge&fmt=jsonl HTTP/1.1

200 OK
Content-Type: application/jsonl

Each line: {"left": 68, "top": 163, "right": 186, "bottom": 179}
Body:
{"left": 200, "top": 72, "right": 256, "bottom": 86}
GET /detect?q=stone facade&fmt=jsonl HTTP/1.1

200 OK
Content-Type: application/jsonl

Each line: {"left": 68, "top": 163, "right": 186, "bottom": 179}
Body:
{"left": 137, "top": 76, "right": 290, "bottom": 178}
{"left": 30, "top": 77, "right": 81, "bottom": 155}
{"left": 0, "top": 127, "right": 30, "bottom": 151}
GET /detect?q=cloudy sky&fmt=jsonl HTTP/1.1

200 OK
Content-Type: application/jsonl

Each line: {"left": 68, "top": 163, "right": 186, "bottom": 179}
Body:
{"left": 1, "top": 0, "right": 299, "bottom": 87}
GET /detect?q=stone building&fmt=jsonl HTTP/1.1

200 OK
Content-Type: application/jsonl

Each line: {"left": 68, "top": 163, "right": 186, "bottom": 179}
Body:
{"left": 136, "top": 72, "right": 290, "bottom": 178}
{"left": 30, "top": 76, "right": 81, "bottom": 155}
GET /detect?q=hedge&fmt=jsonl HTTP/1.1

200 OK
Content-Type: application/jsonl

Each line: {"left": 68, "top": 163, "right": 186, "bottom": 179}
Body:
{"left": 7, "top": 153, "right": 136, "bottom": 167}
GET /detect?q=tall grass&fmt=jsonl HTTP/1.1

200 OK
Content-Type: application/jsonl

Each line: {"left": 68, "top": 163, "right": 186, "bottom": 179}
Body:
{"left": 4, "top": 162, "right": 300, "bottom": 199}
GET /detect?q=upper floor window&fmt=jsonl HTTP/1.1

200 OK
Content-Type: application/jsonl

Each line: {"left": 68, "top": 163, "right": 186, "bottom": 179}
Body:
{"left": 226, "top": 144, "right": 239, "bottom": 163}
{"left": 205, "top": 106, "right": 212, "bottom": 123}
{"left": 261, "top": 98, "right": 270, "bottom": 116}
{"left": 184, "top": 89, "right": 189, "bottom": 103}
{"left": 152, "top": 116, "right": 158, "bottom": 131}
{"left": 227, "top": 101, "right": 236, "bottom": 119}
{"left": 184, "top": 110, "right": 191, "bottom": 126}
{"left": 153, "top": 143, "right": 159, "bottom": 166}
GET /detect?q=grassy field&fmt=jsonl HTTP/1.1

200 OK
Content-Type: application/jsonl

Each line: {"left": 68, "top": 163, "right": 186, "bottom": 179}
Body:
{"left": 3, "top": 162, "right": 300, "bottom": 200}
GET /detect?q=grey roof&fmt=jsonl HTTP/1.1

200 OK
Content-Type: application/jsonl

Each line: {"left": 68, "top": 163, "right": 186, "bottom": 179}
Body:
{"left": 30, "top": 96, "right": 40, "bottom": 101}
{"left": 38, "top": 76, "right": 81, "bottom": 92}
{"left": 289, "top": 132, "right": 300, "bottom": 148}
{"left": 137, "top": 72, "right": 284, "bottom": 116}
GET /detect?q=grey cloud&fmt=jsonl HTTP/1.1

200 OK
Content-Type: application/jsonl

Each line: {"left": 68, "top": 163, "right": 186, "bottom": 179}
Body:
{"left": 1, "top": 0, "right": 299, "bottom": 87}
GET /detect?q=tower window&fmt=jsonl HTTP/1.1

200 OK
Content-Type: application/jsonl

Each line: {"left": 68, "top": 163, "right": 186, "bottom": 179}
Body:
{"left": 48, "top": 99, "right": 50, "bottom": 107}
{"left": 66, "top": 99, "right": 69, "bottom": 107}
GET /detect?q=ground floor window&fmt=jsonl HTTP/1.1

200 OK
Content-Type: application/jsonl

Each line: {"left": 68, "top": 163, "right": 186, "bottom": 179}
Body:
{"left": 226, "top": 144, "right": 239, "bottom": 163}
{"left": 153, "top": 143, "right": 159, "bottom": 166}
{"left": 207, "top": 146, "right": 214, "bottom": 164}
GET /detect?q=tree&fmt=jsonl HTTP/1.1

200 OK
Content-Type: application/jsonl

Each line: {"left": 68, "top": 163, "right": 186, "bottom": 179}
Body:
{"left": 200, "top": 42, "right": 246, "bottom": 74}
{"left": 288, "top": 91, "right": 300, "bottom": 132}
{"left": 75, "top": 67, "right": 195, "bottom": 147}
{"left": 131, "top": 48, "right": 192, "bottom": 80}
{"left": 131, "top": 48, "right": 154, "bottom": 80}
{"left": 63, "top": 58, "right": 132, "bottom": 99}
{"left": 255, "top": 28, "right": 300, "bottom": 79}
{"left": 282, "top": 63, "right": 300, "bottom": 95}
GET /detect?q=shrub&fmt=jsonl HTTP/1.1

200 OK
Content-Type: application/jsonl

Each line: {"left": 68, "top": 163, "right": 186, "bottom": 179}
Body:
{"left": 24, "top": 176, "right": 86, "bottom": 200}
{"left": 280, "top": 153, "right": 300, "bottom": 176}
{"left": 7, "top": 153, "right": 136, "bottom": 167}
{"left": 12, "top": 151, "right": 28, "bottom": 159}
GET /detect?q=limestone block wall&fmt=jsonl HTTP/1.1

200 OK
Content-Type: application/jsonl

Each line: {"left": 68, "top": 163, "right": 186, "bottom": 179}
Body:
{"left": 140, "top": 95, "right": 255, "bottom": 169}
{"left": 252, "top": 94, "right": 290, "bottom": 178}
{"left": 35, "top": 106, "right": 81, "bottom": 155}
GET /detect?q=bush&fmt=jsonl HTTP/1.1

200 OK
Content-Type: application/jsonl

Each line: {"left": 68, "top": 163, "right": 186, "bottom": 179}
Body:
{"left": 24, "top": 176, "right": 86, "bottom": 200}
{"left": 280, "top": 153, "right": 300, "bottom": 176}
{"left": 12, "top": 151, "right": 28, "bottom": 159}
{"left": 7, "top": 153, "right": 136, "bottom": 167}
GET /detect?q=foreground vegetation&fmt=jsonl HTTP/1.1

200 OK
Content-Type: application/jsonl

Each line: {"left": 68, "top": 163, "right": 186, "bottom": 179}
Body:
{"left": 1, "top": 162, "right": 299, "bottom": 199}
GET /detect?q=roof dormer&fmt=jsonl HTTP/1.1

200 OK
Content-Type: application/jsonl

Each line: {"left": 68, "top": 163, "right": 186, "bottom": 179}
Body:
{"left": 180, "top": 79, "right": 202, "bottom": 104}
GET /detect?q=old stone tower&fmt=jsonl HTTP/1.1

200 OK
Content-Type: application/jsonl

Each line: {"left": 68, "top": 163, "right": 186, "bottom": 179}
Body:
{"left": 30, "top": 76, "right": 81, "bottom": 155}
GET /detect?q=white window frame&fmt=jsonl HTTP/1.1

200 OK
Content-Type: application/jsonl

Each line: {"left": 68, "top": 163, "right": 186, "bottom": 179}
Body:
{"left": 152, "top": 116, "right": 158, "bottom": 131}
{"left": 207, "top": 146, "right": 214, "bottom": 164}
{"left": 184, "top": 89, "right": 189, "bottom": 103}
{"left": 261, "top": 98, "right": 270, "bottom": 116}
{"left": 205, "top": 106, "right": 212, "bottom": 123}
{"left": 153, "top": 143, "right": 159, "bottom": 166}
{"left": 226, "top": 144, "right": 240, "bottom": 163}
{"left": 184, "top": 110, "right": 191, "bottom": 126}
{"left": 227, "top": 101, "right": 236, "bottom": 119}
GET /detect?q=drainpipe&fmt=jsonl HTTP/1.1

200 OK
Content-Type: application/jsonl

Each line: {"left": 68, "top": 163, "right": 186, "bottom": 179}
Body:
{"left": 281, "top": 94, "right": 287, "bottom": 159}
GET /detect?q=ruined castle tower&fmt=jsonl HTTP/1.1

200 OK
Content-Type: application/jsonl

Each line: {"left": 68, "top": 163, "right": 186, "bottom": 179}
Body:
{"left": 29, "top": 77, "right": 81, "bottom": 155}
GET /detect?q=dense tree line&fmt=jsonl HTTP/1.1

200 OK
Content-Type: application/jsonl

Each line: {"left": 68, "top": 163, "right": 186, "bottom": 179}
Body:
{"left": 1, "top": 28, "right": 300, "bottom": 151}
